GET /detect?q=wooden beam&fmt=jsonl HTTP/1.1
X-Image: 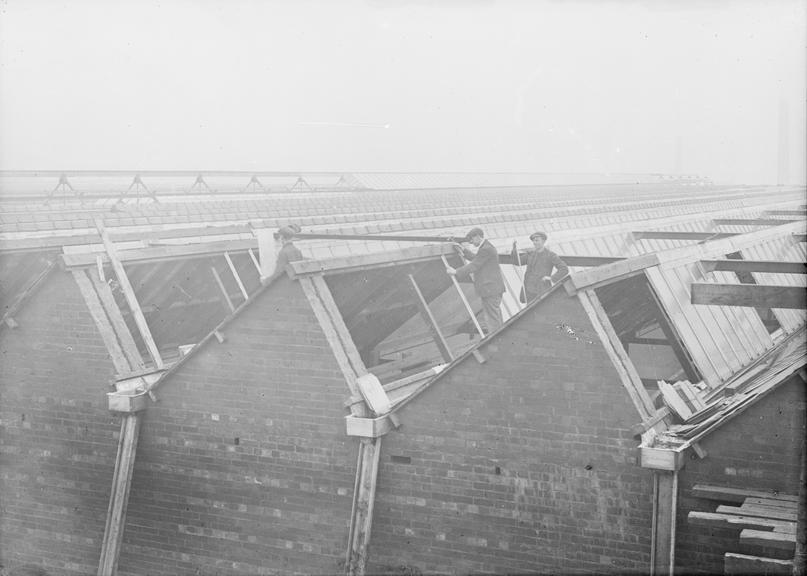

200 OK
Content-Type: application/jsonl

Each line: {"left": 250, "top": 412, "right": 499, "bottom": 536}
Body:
{"left": 61, "top": 238, "right": 258, "bottom": 268}
{"left": 578, "top": 290, "right": 655, "bottom": 419}
{"left": 0, "top": 258, "right": 56, "bottom": 330}
{"left": 346, "top": 437, "right": 382, "bottom": 576}
{"left": 95, "top": 219, "right": 164, "bottom": 369}
{"left": 440, "top": 255, "right": 485, "bottom": 338}
{"left": 713, "top": 218, "right": 799, "bottom": 226}
{"left": 724, "top": 553, "right": 793, "bottom": 575}
{"left": 691, "top": 484, "right": 799, "bottom": 504}
{"left": 688, "top": 511, "right": 796, "bottom": 532}
{"left": 565, "top": 253, "right": 659, "bottom": 294}
{"left": 691, "top": 283, "right": 806, "bottom": 309}
{"left": 764, "top": 209, "right": 806, "bottom": 216}
{"left": 407, "top": 274, "right": 454, "bottom": 363}
{"left": 625, "top": 337, "right": 670, "bottom": 346}
{"left": 72, "top": 270, "right": 131, "bottom": 374}
{"left": 224, "top": 252, "right": 249, "bottom": 301}
{"left": 210, "top": 267, "right": 235, "bottom": 313}
{"left": 291, "top": 244, "right": 455, "bottom": 277}
{"left": 87, "top": 269, "right": 147, "bottom": 372}
{"left": 700, "top": 259, "right": 806, "bottom": 275}
{"left": 633, "top": 230, "right": 738, "bottom": 241}
{"left": 97, "top": 413, "right": 143, "bottom": 576}
{"left": 650, "top": 471, "right": 678, "bottom": 576}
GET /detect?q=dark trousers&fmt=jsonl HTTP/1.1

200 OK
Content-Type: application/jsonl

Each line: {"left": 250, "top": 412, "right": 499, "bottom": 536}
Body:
{"left": 480, "top": 294, "right": 503, "bottom": 335}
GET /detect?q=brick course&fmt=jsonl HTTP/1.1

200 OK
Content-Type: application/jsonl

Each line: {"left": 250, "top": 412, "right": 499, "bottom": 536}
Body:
{"left": 117, "top": 277, "right": 357, "bottom": 575}
{"left": 369, "top": 289, "right": 655, "bottom": 574}
{"left": 0, "top": 271, "right": 119, "bottom": 576}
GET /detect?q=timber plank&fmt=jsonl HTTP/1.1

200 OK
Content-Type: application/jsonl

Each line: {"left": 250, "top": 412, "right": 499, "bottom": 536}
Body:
{"left": 72, "top": 270, "right": 131, "bottom": 374}
{"left": 88, "top": 269, "right": 147, "bottom": 372}
{"left": 692, "top": 484, "right": 799, "bottom": 504}
{"left": 688, "top": 511, "right": 796, "bottom": 533}
{"left": 700, "top": 259, "right": 807, "bottom": 275}
{"left": 724, "top": 553, "right": 793, "bottom": 575}
{"left": 724, "top": 504, "right": 797, "bottom": 522}
{"left": 739, "top": 529, "right": 796, "bottom": 551}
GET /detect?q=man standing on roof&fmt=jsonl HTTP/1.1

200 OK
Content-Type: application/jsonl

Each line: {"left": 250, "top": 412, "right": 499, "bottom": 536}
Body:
{"left": 522, "top": 231, "right": 568, "bottom": 302}
{"left": 445, "top": 227, "right": 505, "bottom": 334}
{"left": 262, "top": 224, "right": 303, "bottom": 285}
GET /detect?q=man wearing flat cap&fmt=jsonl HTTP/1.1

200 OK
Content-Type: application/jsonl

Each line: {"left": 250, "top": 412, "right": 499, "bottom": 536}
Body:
{"left": 445, "top": 227, "right": 505, "bottom": 334}
{"left": 523, "top": 231, "right": 568, "bottom": 302}
{"left": 262, "top": 224, "right": 304, "bottom": 285}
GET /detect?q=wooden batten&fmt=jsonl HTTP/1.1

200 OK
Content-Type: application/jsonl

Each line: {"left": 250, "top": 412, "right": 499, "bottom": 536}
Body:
{"left": 691, "top": 282, "right": 806, "bottom": 310}
{"left": 700, "top": 259, "right": 806, "bottom": 275}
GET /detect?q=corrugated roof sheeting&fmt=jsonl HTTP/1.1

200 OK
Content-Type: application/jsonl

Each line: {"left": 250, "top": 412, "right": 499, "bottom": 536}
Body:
{"left": 740, "top": 236, "right": 807, "bottom": 332}
{"left": 644, "top": 226, "right": 806, "bottom": 389}
{"left": 645, "top": 263, "right": 772, "bottom": 386}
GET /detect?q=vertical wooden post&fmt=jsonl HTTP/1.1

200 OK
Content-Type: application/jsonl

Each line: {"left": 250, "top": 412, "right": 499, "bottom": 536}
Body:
{"left": 407, "top": 274, "right": 454, "bottom": 363}
{"left": 346, "top": 437, "right": 382, "bottom": 576}
{"left": 650, "top": 470, "right": 678, "bottom": 576}
{"left": 97, "top": 413, "right": 143, "bottom": 576}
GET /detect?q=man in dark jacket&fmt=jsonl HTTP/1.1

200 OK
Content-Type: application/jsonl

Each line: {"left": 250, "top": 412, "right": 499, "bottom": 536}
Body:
{"left": 523, "top": 231, "right": 568, "bottom": 302}
{"left": 446, "top": 227, "right": 505, "bottom": 334}
{"left": 262, "top": 224, "right": 304, "bottom": 285}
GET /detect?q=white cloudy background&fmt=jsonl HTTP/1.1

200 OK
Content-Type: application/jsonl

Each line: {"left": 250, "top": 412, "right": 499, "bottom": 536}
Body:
{"left": 1, "top": 0, "right": 804, "bottom": 184}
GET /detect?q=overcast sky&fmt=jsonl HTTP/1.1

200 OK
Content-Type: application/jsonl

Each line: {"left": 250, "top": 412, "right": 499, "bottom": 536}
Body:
{"left": 0, "top": 0, "right": 804, "bottom": 184}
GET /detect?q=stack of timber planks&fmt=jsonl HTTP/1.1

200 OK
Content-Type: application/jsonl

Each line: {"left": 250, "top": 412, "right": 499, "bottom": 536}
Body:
{"left": 688, "top": 483, "right": 797, "bottom": 575}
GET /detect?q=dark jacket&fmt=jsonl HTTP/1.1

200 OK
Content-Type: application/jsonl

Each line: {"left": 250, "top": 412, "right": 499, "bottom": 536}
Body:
{"left": 523, "top": 248, "right": 568, "bottom": 296}
{"left": 455, "top": 240, "right": 505, "bottom": 298}
{"left": 266, "top": 242, "right": 304, "bottom": 283}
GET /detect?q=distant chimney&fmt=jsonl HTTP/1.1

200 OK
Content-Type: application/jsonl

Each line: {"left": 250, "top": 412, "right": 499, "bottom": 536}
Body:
{"left": 777, "top": 99, "right": 789, "bottom": 186}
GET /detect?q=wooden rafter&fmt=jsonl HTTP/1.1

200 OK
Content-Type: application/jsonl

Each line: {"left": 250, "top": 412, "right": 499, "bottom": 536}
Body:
{"left": 95, "top": 219, "right": 164, "bottom": 369}
{"left": 700, "top": 259, "right": 806, "bottom": 275}
{"left": 633, "top": 231, "right": 738, "bottom": 241}
{"left": 407, "top": 274, "right": 454, "bottom": 363}
{"left": 713, "top": 218, "right": 799, "bottom": 226}
{"left": 578, "top": 289, "right": 656, "bottom": 420}
{"left": 691, "top": 283, "right": 806, "bottom": 310}
{"left": 0, "top": 257, "right": 56, "bottom": 330}
{"left": 210, "top": 267, "right": 235, "bottom": 312}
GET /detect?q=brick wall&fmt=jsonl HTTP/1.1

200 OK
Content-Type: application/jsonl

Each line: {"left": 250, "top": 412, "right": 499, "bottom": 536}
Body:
{"left": 675, "top": 376, "right": 806, "bottom": 574}
{"left": 117, "top": 276, "right": 357, "bottom": 575}
{"left": 368, "top": 289, "right": 654, "bottom": 574}
{"left": 0, "top": 271, "right": 119, "bottom": 576}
